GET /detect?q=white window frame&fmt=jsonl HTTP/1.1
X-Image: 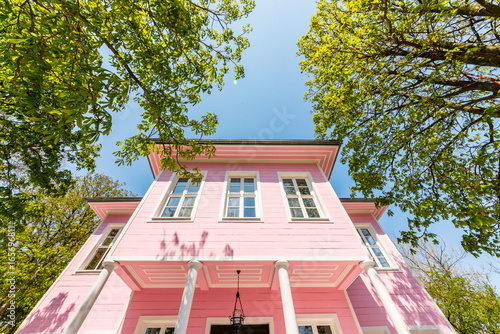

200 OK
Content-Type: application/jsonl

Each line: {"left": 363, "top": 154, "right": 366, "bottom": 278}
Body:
{"left": 296, "top": 314, "right": 343, "bottom": 334}
{"left": 355, "top": 223, "right": 398, "bottom": 271}
{"left": 361, "top": 326, "right": 390, "bottom": 334}
{"left": 152, "top": 172, "right": 207, "bottom": 221}
{"left": 204, "top": 317, "right": 275, "bottom": 334}
{"left": 77, "top": 223, "right": 125, "bottom": 273}
{"left": 278, "top": 172, "right": 330, "bottom": 222}
{"left": 133, "top": 316, "right": 177, "bottom": 334}
{"left": 408, "top": 326, "right": 443, "bottom": 334}
{"left": 219, "top": 171, "right": 262, "bottom": 221}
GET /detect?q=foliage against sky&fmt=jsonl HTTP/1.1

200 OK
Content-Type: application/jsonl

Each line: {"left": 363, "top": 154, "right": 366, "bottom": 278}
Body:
{"left": 0, "top": 0, "right": 254, "bottom": 222}
{"left": 400, "top": 241, "right": 500, "bottom": 333}
{"left": 298, "top": 0, "right": 500, "bottom": 256}
{"left": 0, "top": 174, "right": 134, "bottom": 333}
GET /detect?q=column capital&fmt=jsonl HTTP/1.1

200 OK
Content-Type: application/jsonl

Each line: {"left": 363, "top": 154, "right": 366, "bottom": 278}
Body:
{"left": 360, "top": 260, "right": 375, "bottom": 270}
{"left": 274, "top": 260, "right": 289, "bottom": 269}
{"left": 102, "top": 261, "right": 119, "bottom": 270}
{"left": 187, "top": 260, "right": 203, "bottom": 270}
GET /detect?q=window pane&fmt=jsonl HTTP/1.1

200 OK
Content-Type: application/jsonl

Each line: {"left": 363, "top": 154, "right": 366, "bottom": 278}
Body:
{"left": 298, "top": 186, "right": 311, "bottom": 195}
{"left": 284, "top": 186, "right": 296, "bottom": 195}
{"left": 230, "top": 186, "right": 240, "bottom": 193}
{"left": 302, "top": 198, "right": 316, "bottom": 207}
{"left": 282, "top": 179, "right": 293, "bottom": 186}
{"left": 244, "top": 197, "right": 255, "bottom": 206}
{"left": 306, "top": 208, "right": 320, "bottom": 218}
{"left": 318, "top": 326, "right": 333, "bottom": 334}
{"left": 288, "top": 198, "right": 300, "bottom": 208}
{"left": 361, "top": 228, "right": 371, "bottom": 237}
{"left": 161, "top": 207, "right": 176, "bottom": 217}
{"left": 298, "top": 326, "right": 313, "bottom": 334}
{"left": 227, "top": 208, "right": 239, "bottom": 217}
{"left": 178, "top": 207, "right": 193, "bottom": 217}
{"left": 187, "top": 185, "right": 200, "bottom": 194}
{"left": 166, "top": 197, "right": 181, "bottom": 207}
{"left": 85, "top": 248, "right": 106, "bottom": 270}
{"left": 244, "top": 207, "right": 256, "bottom": 217}
{"left": 230, "top": 178, "right": 241, "bottom": 184}
{"left": 291, "top": 208, "right": 304, "bottom": 218}
{"left": 164, "top": 329, "right": 175, "bottom": 334}
{"left": 244, "top": 178, "right": 254, "bottom": 185}
{"left": 378, "top": 257, "right": 389, "bottom": 267}
{"left": 296, "top": 179, "right": 307, "bottom": 186}
{"left": 182, "top": 197, "right": 196, "bottom": 207}
{"left": 145, "top": 328, "right": 161, "bottom": 334}
{"left": 244, "top": 186, "right": 255, "bottom": 193}
{"left": 102, "top": 229, "right": 120, "bottom": 246}
{"left": 173, "top": 179, "right": 188, "bottom": 194}
{"left": 365, "top": 236, "right": 376, "bottom": 245}
{"left": 373, "top": 247, "right": 383, "bottom": 257}
{"left": 228, "top": 197, "right": 240, "bottom": 206}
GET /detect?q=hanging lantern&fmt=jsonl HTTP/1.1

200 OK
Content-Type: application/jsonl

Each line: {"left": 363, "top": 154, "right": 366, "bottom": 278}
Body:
{"left": 229, "top": 270, "right": 245, "bottom": 333}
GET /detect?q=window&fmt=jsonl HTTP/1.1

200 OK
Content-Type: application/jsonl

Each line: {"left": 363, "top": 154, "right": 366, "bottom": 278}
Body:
{"left": 298, "top": 325, "right": 333, "bottom": 334}
{"left": 225, "top": 177, "right": 256, "bottom": 218}
{"left": 220, "top": 172, "right": 261, "bottom": 221}
{"left": 158, "top": 175, "right": 204, "bottom": 219}
{"left": 134, "top": 316, "right": 177, "bottom": 334}
{"left": 356, "top": 225, "right": 392, "bottom": 269}
{"left": 83, "top": 226, "right": 123, "bottom": 271}
{"left": 280, "top": 175, "right": 325, "bottom": 220}
{"left": 296, "top": 315, "right": 341, "bottom": 334}
{"left": 144, "top": 328, "right": 174, "bottom": 334}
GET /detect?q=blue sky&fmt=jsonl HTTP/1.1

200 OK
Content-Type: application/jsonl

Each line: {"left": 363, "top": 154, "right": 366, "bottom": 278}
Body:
{"left": 88, "top": 0, "right": 499, "bottom": 286}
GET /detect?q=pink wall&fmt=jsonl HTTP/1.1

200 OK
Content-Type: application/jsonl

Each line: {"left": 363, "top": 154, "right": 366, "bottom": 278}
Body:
{"left": 120, "top": 287, "right": 358, "bottom": 333}
{"left": 347, "top": 214, "right": 454, "bottom": 334}
{"left": 111, "top": 162, "right": 366, "bottom": 260}
{"left": 18, "top": 214, "right": 133, "bottom": 334}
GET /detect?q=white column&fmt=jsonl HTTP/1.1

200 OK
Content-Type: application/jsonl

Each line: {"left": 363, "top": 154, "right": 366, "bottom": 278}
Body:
{"left": 174, "top": 260, "right": 203, "bottom": 334}
{"left": 275, "top": 260, "right": 299, "bottom": 334}
{"left": 64, "top": 261, "right": 119, "bottom": 334}
{"left": 361, "top": 262, "right": 410, "bottom": 334}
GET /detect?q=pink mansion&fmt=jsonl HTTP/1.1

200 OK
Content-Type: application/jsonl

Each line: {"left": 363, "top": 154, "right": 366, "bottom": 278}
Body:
{"left": 18, "top": 140, "right": 455, "bottom": 334}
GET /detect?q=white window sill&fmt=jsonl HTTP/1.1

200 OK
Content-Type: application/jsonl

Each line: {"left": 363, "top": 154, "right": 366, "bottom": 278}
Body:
{"left": 374, "top": 267, "right": 401, "bottom": 273}
{"left": 74, "top": 270, "right": 102, "bottom": 275}
{"left": 289, "top": 218, "right": 332, "bottom": 223}
{"left": 149, "top": 217, "right": 193, "bottom": 223}
{"left": 219, "top": 217, "right": 263, "bottom": 223}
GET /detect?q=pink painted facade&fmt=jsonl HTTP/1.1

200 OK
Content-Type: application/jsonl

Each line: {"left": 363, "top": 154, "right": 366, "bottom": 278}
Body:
{"left": 18, "top": 140, "right": 456, "bottom": 334}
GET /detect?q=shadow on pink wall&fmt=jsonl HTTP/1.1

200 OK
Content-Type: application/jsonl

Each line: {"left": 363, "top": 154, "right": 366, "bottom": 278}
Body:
{"left": 156, "top": 230, "right": 234, "bottom": 259}
{"left": 20, "top": 292, "right": 75, "bottom": 333}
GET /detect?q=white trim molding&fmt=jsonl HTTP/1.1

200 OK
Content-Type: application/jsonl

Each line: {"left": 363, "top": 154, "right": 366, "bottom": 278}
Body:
{"left": 219, "top": 171, "right": 263, "bottom": 222}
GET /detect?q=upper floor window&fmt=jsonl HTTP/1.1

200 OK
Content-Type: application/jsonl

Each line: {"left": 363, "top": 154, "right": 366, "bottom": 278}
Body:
{"left": 280, "top": 174, "right": 327, "bottom": 221}
{"left": 299, "top": 325, "right": 333, "bottom": 334}
{"left": 356, "top": 225, "right": 394, "bottom": 269}
{"left": 221, "top": 172, "right": 261, "bottom": 220}
{"left": 155, "top": 173, "right": 206, "bottom": 220}
{"left": 82, "top": 225, "right": 123, "bottom": 271}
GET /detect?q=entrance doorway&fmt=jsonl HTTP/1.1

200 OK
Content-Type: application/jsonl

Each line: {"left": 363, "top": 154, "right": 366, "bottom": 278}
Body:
{"left": 210, "top": 324, "right": 270, "bottom": 334}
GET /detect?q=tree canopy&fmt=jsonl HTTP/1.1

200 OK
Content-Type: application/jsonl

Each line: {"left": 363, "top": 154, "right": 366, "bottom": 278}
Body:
{"left": 0, "top": 0, "right": 254, "bottom": 220}
{"left": 298, "top": 0, "right": 500, "bottom": 256}
{"left": 400, "top": 241, "right": 500, "bottom": 333}
{"left": 0, "top": 173, "right": 134, "bottom": 333}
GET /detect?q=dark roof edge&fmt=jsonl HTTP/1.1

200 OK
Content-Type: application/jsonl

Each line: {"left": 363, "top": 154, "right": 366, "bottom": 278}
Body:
{"left": 339, "top": 198, "right": 377, "bottom": 203}
{"left": 86, "top": 197, "right": 143, "bottom": 202}
{"left": 150, "top": 138, "right": 341, "bottom": 146}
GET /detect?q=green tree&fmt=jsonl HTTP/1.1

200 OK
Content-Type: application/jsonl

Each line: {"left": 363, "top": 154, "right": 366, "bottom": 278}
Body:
{"left": 400, "top": 241, "right": 500, "bottom": 333}
{"left": 298, "top": 0, "right": 500, "bottom": 256}
{"left": 0, "top": 173, "right": 134, "bottom": 333}
{"left": 0, "top": 0, "right": 254, "bottom": 220}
